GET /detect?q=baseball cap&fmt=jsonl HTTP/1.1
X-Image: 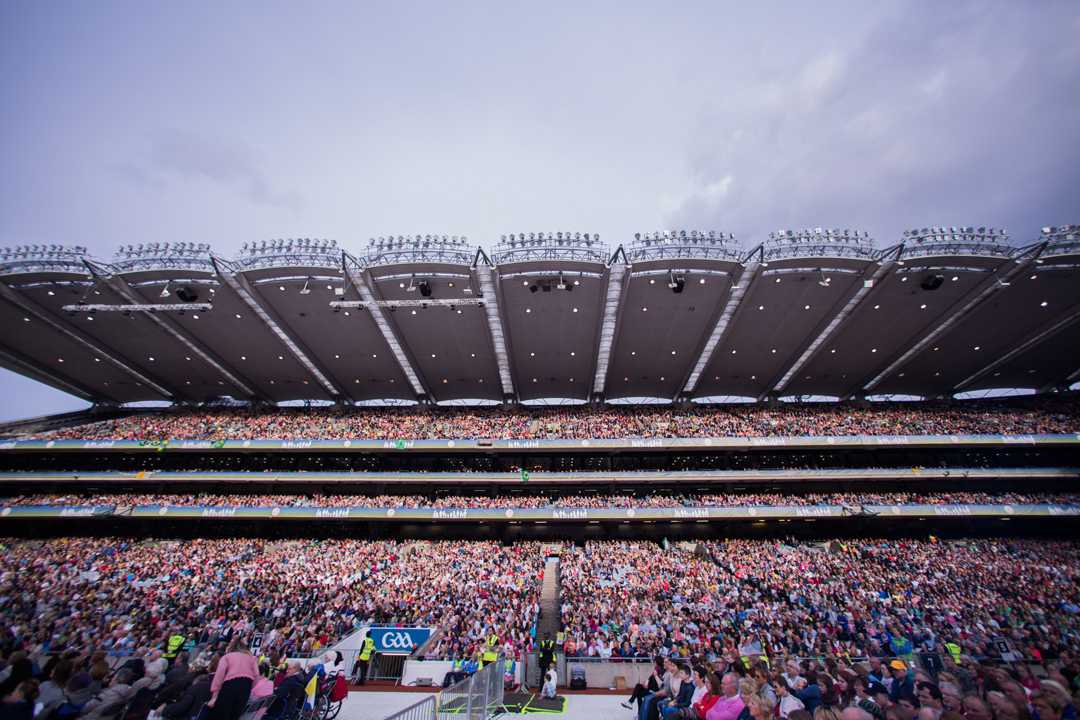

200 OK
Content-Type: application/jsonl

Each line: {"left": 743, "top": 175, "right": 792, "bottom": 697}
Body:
{"left": 889, "top": 660, "right": 907, "bottom": 671}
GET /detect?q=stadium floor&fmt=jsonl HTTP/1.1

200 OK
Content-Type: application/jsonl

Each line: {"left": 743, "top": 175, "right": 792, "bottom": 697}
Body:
{"left": 343, "top": 690, "right": 626, "bottom": 719}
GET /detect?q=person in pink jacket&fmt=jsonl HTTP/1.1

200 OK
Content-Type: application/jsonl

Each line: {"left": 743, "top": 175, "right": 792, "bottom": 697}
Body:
{"left": 206, "top": 639, "right": 260, "bottom": 720}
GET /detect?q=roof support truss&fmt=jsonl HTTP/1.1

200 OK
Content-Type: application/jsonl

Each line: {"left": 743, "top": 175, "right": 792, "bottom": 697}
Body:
{"left": 860, "top": 242, "right": 1048, "bottom": 393}
{"left": 212, "top": 258, "right": 341, "bottom": 399}
{"left": 0, "top": 341, "right": 99, "bottom": 401}
{"left": 682, "top": 245, "right": 764, "bottom": 395}
{"left": 956, "top": 305, "right": 1080, "bottom": 391}
{"left": 474, "top": 260, "right": 515, "bottom": 397}
{"left": 591, "top": 250, "right": 628, "bottom": 397}
{"left": 0, "top": 280, "right": 175, "bottom": 399}
{"left": 104, "top": 270, "right": 264, "bottom": 401}
{"left": 770, "top": 245, "right": 903, "bottom": 396}
{"left": 342, "top": 254, "right": 427, "bottom": 398}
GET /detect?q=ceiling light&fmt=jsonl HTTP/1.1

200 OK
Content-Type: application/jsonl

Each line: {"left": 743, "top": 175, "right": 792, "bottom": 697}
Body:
{"left": 185, "top": 356, "right": 191, "bottom": 361}
{"left": 456, "top": 309, "right": 462, "bottom": 314}
{"left": 770, "top": 348, "right": 777, "bottom": 353}
{"left": 334, "top": 354, "right": 340, "bottom": 359}
{"left": 442, "top": 379, "right": 448, "bottom": 384}
{"left": 871, "top": 348, "right": 877, "bottom": 353}
{"left": 830, "top": 349, "right": 836, "bottom": 353}
{"left": 631, "top": 351, "right": 636, "bottom": 356}
{"left": 533, "top": 378, "right": 538, "bottom": 383}
{"left": 343, "top": 311, "right": 350, "bottom": 316}
{"left": 649, "top": 279, "right": 656, "bottom": 285}
{"left": 1030, "top": 275, "right": 1037, "bottom": 280}
{"left": 278, "top": 285, "right": 285, "bottom": 292}
{"left": 873, "top": 304, "right": 880, "bottom": 310}
{"left": 775, "top": 278, "right": 781, "bottom": 283}
{"left": 57, "top": 357, "right": 63, "bottom": 362}
{"left": 670, "top": 350, "right": 676, "bottom": 355}
{"left": 731, "top": 349, "right": 737, "bottom": 354}
{"left": 523, "top": 281, "right": 529, "bottom": 286}
{"left": 569, "top": 377, "right": 574, "bottom": 382}
{"left": 804, "top": 304, "right": 811, "bottom": 310}
{"left": 22, "top": 317, "right": 29, "bottom": 322}
{"left": 699, "top": 278, "right": 706, "bottom": 284}
{"left": 758, "top": 305, "right": 764, "bottom": 311}
{"left": 372, "top": 353, "right": 377, "bottom": 358}
{"left": 47, "top": 290, "right": 55, "bottom": 296}
{"left": 525, "top": 308, "right": 531, "bottom": 313}
{"left": 355, "top": 379, "right": 360, "bottom": 383}
{"left": 192, "top": 314, "right": 199, "bottom": 320}
{"left": 920, "top": 304, "right": 927, "bottom": 309}
{"left": 660, "top": 376, "right": 665, "bottom": 381}
{"left": 951, "top": 276, "right": 959, "bottom": 282}
{"left": 411, "top": 310, "right": 417, "bottom": 315}
{"left": 148, "top": 356, "right": 155, "bottom": 361}
{"left": 1040, "top": 301, "right": 1048, "bottom": 307}
{"left": 277, "top": 355, "right": 284, "bottom": 360}
{"left": 470, "top": 353, "right": 476, "bottom": 358}
{"left": 642, "top": 307, "right": 648, "bottom": 312}
{"left": 431, "top": 353, "right": 436, "bottom": 358}
{"left": 570, "top": 351, "right": 575, "bottom": 356}
{"left": 750, "top": 374, "right": 756, "bottom": 380}
{"left": 448, "top": 282, "right": 455, "bottom": 288}
{"left": 901, "top": 277, "right": 908, "bottom": 282}
{"left": 530, "top": 352, "right": 535, "bottom": 357}
{"left": 572, "top": 307, "right": 579, "bottom": 313}
{"left": 94, "top": 357, "right": 100, "bottom": 362}
{"left": 235, "top": 313, "right": 242, "bottom": 319}
{"left": 973, "top": 346, "right": 980, "bottom": 351}
{"left": 933, "top": 346, "right": 940, "bottom": 351}
{"left": 240, "top": 355, "right": 246, "bottom": 360}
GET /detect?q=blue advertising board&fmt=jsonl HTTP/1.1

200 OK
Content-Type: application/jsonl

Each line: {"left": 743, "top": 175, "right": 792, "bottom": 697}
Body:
{"left": 368, "top": 627, "right": 432, "bottom": 655}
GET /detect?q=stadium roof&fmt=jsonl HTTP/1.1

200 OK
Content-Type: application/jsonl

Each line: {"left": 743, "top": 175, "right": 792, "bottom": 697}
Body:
{"left": 1, "top": 226, "right": 1078, "bottom": 406}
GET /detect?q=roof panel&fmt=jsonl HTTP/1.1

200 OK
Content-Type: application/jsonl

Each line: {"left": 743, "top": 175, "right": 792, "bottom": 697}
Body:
{"left": 606, "top": 267, "right": 731, "bottom": 399}
{"left": 249, "top": 276, "right": 413, "bottom": 401}
{"left": 874, "top": 263, "right": 1080, "bottom": 395}
{"left": 369, "top": 271, "right": 500, "bottom": 401}
{"left": 786, "top": 260, "right": 999, "bottom": 397}
{"left": 499, "top": 263, "right": 605, "bottom": 401}
{"left": 694, "top": 263, "right": 868, "bottom": 398}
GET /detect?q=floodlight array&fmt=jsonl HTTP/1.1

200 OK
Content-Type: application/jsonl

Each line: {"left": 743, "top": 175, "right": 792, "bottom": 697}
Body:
{"left": 628, "top": 230, "right": 741, "bottom": 262}
{"left": 765, "top": 228, "right": 876, "bottom": 261}
{"left": 900, "top": 226, "right": 1012, "bottom": 259}
{"left": 492, "top": 232, "right": 607, "bottom": 265}
{"left": 1041, "top": 225, "right": 1080, "bottom": 258}
{"left": 112, "top": 242, "right": 214, "bottom": 273}
{"left": 364, "top": 235, "right": 473, "bottom": 266}
{"left": 0, "top": 245, "right": 89, "bottom": 276}
{"left": 236, "top": 238, "right": 340, "bottom": 270}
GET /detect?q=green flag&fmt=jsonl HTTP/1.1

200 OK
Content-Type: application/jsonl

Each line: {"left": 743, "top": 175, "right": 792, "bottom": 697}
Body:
{"left": 521, "top": 467, "right": 529, "bottom": 482}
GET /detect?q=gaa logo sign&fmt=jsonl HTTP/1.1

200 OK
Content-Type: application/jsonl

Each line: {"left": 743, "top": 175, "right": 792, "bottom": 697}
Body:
{"left": 379, "top": 632, "right": 415, "bottom": 650}
{"left": 371, "top": 627, "right": 432, "bottom": 654}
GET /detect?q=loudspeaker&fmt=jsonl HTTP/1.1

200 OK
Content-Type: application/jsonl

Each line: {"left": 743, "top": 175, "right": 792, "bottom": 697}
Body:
{"left": 920, "top": 274, "right": 944, "bottom": 291}
{"left": 175, "top": 286, "right": 199, "bottom": 303}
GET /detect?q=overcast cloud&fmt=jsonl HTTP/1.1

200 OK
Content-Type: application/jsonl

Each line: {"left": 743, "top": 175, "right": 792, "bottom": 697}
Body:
{"left": 1, "top": 0, "right": 1078, "bottom": 420}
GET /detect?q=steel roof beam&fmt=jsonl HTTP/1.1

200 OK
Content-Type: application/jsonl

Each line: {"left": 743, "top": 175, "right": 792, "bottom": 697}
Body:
{"left": 0, "top": 341, "right": 101, "bottom": 401}
{"left": 474, "top": 260, "right": 515, "bottom": 398}
{"left": 104, "top": 271, "right": 265, "bottom": 402}
{"left": 956, "top": 305, "right": 1080, "bottom": 392}
{"left": 591, "top": 248, "right": 629, "bottom": 397}
{"left": 212, "top": 258, "right": 341, "bottom": 399}
{"left": 342, "top": 254, "right": 428, "bottom": 398}
{"left": 860, "top": 241, "right": 1049, "bottom": 394}
{"left": 770, "top": 245, "right": 903, "bottom": 396}
{"left": 682, "top": 244, "right": 764, "bottom": 395}
{"left": 0, "top": 281, "right": 175, "bottom": 400}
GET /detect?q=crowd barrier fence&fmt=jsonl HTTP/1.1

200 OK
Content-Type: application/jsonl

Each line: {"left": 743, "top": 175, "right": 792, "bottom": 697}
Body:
{"left": 381, "top": 694, "right": 437, "bottom": 720}
{"left": 436, "top": 655, "right": 506, "bottom": 719}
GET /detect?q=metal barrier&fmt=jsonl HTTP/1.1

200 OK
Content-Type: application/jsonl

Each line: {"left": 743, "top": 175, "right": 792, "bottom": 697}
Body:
{"left": 367, "top": 653, "right": 408, "bottom": 682}
{"left": 382, "top": 693, "right": 437, "bottom": 720}
{"left": 437, "top": 655, "right": 505, "bottom": 719}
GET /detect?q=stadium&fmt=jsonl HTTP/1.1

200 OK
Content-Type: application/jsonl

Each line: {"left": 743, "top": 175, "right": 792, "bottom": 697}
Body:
{"left": 1, "top": 226, "right": 1079, "bottom": 720}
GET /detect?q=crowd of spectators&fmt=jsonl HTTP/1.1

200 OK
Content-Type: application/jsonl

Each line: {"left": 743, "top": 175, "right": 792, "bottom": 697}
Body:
{"left": 23, "top": 397, "right": 1080, "bottom": 441}
{"left": 4, "top": 492, "right": 1078, "bottom": 510}
{"left": 560, "top": 539, "right": 1080, "bottom": 665}
{"left": 0, "top": 537, "right": 541, "bottom": 678}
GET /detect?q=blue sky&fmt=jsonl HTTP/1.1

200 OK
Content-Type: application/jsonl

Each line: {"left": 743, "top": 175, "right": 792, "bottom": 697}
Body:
{"left": 2, "top": 1, "right": 1078, "bottom": 420}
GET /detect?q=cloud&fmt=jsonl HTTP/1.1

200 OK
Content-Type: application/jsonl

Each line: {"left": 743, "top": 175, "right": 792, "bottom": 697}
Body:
{"left": 665, "top": 0, "right": 1080, "bottom": 244}
{"left": 118, "top": 131, "right": 302, "bottom": 211}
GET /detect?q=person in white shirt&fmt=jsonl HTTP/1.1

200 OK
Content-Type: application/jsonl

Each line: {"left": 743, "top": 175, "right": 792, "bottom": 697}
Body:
{"left": 541, "top": 668, "right": 558, "bottom": 699}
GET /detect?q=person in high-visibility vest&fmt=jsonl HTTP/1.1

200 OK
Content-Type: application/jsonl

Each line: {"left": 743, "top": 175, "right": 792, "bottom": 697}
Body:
{"left": 163, "top": 630, "right": 186, "bottom": 666}
{"left": 482, "top": 635, "right": 499, "bottom": 666}
{"left": 538, "top": 637, "right": 556, "bottom": 683}
{"left": 945, "top": 641, "right": 962, "bottom": 665}
{"left": 355, "top": 635, "right": 376, "bottom": 685}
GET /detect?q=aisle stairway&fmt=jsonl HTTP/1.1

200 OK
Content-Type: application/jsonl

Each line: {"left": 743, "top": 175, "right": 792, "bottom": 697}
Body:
{"left": 537, "top": 554, "right": 561, "bottom": 643}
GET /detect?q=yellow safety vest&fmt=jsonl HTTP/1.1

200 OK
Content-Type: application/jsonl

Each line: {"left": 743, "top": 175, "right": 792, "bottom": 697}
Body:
{"left": 945, "top": 642, "right": 961, "bottom": 663}
{"left": 164, "top": 635, "right": 185, "bottom": 659}
{"left": 359, "top": 637, "right": 375, "bottom": 661}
